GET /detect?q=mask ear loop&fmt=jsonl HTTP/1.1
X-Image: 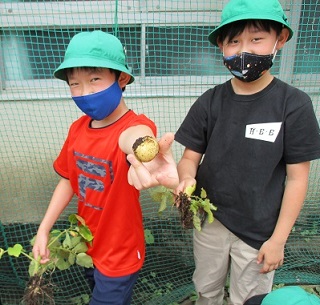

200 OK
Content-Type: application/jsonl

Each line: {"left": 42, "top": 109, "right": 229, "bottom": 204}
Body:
{"left": 272, "top": 40, "right": 279, "bottom": 62}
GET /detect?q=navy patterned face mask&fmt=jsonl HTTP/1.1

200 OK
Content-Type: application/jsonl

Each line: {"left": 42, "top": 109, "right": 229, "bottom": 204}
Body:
{"left": 223, "top": 52, "right": 275, "bottom": 82}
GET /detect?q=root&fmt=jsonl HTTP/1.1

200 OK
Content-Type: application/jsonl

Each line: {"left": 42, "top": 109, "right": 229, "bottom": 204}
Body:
{"left": 175, "top": 192, "right": 206, "bottom": 229}
{"left": 22, "top": 274, "right": 55, "bottom": 305}
{"left": 176, "top": 192, "right": 193, "bottom": 229}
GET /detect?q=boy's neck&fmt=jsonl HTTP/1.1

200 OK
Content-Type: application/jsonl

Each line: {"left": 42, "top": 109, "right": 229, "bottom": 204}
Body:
{"left": 231, "top": 72, "right": 274, "bottom": 95}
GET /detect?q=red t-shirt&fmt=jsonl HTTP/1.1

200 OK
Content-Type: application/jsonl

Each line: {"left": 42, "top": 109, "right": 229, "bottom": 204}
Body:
{"left": 54, "top": 110, "right": 156, "bottom": 277}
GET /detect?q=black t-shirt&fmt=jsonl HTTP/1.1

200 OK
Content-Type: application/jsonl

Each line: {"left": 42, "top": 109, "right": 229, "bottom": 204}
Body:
{"left": 175, "top": 78, "right": 320, "bottom": 249}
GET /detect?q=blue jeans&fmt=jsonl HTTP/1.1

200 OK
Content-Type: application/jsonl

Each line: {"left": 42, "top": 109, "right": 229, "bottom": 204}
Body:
{"left": 85, "top": 267, "right": 139, "bottom": 305}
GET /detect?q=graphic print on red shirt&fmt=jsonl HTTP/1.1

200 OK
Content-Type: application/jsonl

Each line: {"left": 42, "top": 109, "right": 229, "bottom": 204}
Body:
{"left": 54, "top": 111, "right": 157, "bottom": 276}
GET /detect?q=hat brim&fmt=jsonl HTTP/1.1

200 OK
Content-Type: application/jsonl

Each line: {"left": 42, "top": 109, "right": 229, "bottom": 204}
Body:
{"left": 54, "top": 57, "right": 135, "bottom": 84}
{"left": 208, "top": 14, "right": 294, "bottom": 46}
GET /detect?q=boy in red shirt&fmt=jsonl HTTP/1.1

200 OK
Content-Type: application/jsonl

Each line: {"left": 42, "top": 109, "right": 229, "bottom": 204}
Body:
{"left": 32, "top": 30, "right": 178, "bottom": 305}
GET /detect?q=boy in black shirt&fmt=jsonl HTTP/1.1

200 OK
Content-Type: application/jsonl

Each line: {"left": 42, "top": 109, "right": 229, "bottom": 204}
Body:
{"left": 175, "top": 0, "right": 320, "bottom": 304}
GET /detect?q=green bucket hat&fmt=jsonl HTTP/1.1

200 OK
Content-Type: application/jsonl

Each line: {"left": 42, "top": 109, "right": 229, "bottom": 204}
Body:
{"left": 54, "top": 30, "right": 134, "bottom": 84}
{"left": 208, "top": 0, "right": 294, "bottom": 46}
{"left": 262, "top": 287, "right": 320, "bottom": 305}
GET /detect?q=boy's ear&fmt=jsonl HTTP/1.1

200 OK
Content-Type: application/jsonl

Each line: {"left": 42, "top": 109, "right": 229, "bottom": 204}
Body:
{"left": 276, "top": 28, "right": 290, "bottom": 50}
{"left": 118, "top": 72, "right": 131, "bottom": 88}
{"left": 217, "top": 39, "right": 224, "bottom": 52}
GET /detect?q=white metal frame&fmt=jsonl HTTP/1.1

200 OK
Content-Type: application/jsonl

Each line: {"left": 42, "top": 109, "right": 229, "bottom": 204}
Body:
{"left": 0, "top": 0, "right": 318, "bottom": 101}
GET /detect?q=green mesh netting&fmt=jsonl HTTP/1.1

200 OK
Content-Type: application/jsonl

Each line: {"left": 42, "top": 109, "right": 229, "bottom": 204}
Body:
{"left": 0, "top": 0, "right": 319, "bottom": 304}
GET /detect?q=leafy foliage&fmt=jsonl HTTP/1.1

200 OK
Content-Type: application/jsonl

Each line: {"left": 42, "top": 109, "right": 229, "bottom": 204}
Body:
{"left": 0, "top": 214, "right": 93, "bottom": 304}
{"left": 144, "top": 229, "right": 155, "bottom": 244}
{"left": 149, "top": 186, "right": 174, "bottom": 215}
{"left": 149, "top": 185, "right": 217, "bottom": 231}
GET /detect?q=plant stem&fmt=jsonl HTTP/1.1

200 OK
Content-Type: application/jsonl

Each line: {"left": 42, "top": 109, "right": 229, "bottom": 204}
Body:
{"left": 47, "top": 229, "right": 68, "bottom": 248}
{"left": 20, "top": 251, "right": 36, "bottom": 262}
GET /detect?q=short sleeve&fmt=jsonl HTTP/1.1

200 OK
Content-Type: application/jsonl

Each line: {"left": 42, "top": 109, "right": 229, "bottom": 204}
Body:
{"left": 175, "top": 89, "right": 213, "bottom": 154}
{"left": 284, "top": 100, "right": 320, "bottom": 163}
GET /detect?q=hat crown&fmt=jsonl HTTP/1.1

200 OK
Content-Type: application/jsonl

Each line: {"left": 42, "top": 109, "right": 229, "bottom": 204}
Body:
{"left": 221, "top": 0, "right": 287, "bottom": 24}
{"left": 64, "top": 31, "right": 126, "bottom": 66}
{"left": 54, "top": 30, "right": 134, "bottom": 83}
{"left": 208, "top": 0, "right": 293, "bottom": 46}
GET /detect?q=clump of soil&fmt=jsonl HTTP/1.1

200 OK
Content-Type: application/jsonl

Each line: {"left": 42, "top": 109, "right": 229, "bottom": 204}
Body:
{"left": 175, "top": 191, "right": 206, "bottom": 229}
{"left": 150, "top": 185, "right": 216, "bottom": 231}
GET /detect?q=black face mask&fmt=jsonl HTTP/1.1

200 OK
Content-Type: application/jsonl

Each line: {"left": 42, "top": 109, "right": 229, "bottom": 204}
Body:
{"left": 223, "top": 52, "right": 275, "bottom": 82}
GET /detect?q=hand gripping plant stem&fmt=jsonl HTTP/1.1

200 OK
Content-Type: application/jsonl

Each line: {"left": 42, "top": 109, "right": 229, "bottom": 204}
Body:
{"left": 0, "top": 214, "right": 94, "bottom": 305}
{"left": 149, "top": 185, "right": 217, "bottom": 231}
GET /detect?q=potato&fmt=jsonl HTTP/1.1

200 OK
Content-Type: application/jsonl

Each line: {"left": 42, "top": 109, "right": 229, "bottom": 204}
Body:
{"left": 132, "top": 136, "right": 159, "bottom": 162}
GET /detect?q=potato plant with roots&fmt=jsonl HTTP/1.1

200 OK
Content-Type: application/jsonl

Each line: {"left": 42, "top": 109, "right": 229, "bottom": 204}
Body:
{"left": 0, "top": 214, "right": 93, "bottom": 305}
{"left": 150, "top": 185, "right": 217, "bottom": 231}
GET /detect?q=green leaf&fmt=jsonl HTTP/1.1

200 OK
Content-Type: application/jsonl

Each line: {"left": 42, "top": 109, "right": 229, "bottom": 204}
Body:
{"left": 69, "top": 236, "right": 82, "bottom": 249}
{"left": 190, "top": 295, "right": 199, "bottom": 301}
{"left": 56, "top": 248, "right": 70, "bottom": 260}
{"left": 28, "top": 259, "right": 37, "bottom": 277}
{"left": 63, "top": 232, "right": 72, "bottom": 249}
{"left": 76, "top": 253, "right": 93, "bottom": 268}
{"left": 48, "top": 234, "right": 62, "bottom": 249}
{"left": 149, "top": 186, "right": 167, "bottom": 202}
{"left": 69, "top": 230, "right": 79, "bottom": 237}
{"left": 210, "top": 203, "right": 218, "bottom": 211}
{"left": 149, "top": 186, "right": 174, "bottom": 214}
{"left": 189, "top": 200, "right": 198, "bottom": 215}
{"left": 200, "top": 188, "right": 207, "bottom": 198}
{"left": 72, "top": 242, "right": 88, "bottom": 254}
{"left": 7, "top": 244, "right": 23, "bottom": 257}
{"left": 185, "top": 184, "right": 196, "bottom": 197}
{"left": 28, "top": 259, "right": 42, "bottom": 277}
{"left": 193, "top": 215, "right": 201, "bottom": 231}
{"left": 68, "top": 252, "right": 76, "bottom": 265}
{"left": 202, "top": 199, "right": 214, "bottom": 223}
{"left": 1, "top": 213, "right": 94, "bottom": 280}
{"left": 50, "top": 229, "right": 62, "bottom": 236}
{"left": 206, "top": 209, "right": 214, "bottom": 224}
{"left": 28, "top": 258, "right": 46, "bottom": 277}
{"left": 70, "top": 294, "right": 91, "bottom": 305}
{"left": 68, "top": 214, "right": 79, "bottom": 225}
{"left": 45, "top": 261, "right": 56, "bottom": 271}
{"left": 144, "top": 229, "right": 155, "bottom": 245}
{"left": 74, "top": 214, "right": 86, "bottom": 226}
{"left": 78, "top": 225, "right": 94, "bottom": 242}
{"left": 158, "top": 195, "right": 168, "bottom": 214}
{"left": 82, "top": 295, "right": 90, "bottom": 304}
{"left": 56, "top": 257, "right": 71, "bottom": 270}
{"left": 29, "top": 235, "right": 36, "bottom": 246}
{"left": 70, "top": 296, "right": 82, "bottom": 305}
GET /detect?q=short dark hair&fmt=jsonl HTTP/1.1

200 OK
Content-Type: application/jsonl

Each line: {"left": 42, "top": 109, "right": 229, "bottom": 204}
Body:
{"left": 217, "top": 19, "right": 284, "bottom": 44}
{"left": 65, "top": 67, "right": 125, "bottom": 91}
